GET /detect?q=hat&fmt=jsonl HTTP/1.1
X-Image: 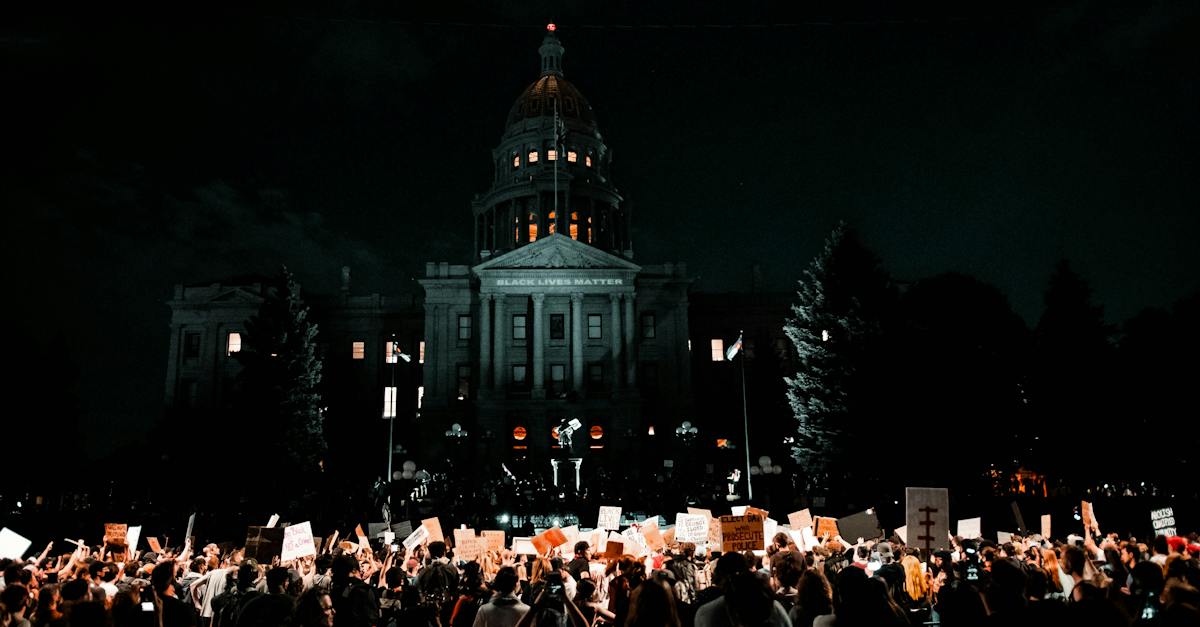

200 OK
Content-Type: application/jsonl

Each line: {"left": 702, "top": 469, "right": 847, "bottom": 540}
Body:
{"left": 1167, "top": 536, "right": 1187, "bottom": 553}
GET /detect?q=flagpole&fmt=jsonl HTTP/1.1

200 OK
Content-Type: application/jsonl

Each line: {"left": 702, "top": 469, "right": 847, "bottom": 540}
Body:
{"left": 740, "top": 329, "right": 753, "bottom": 500}
{"left": 387, "top": 334, "right": 396, "bottom": 483}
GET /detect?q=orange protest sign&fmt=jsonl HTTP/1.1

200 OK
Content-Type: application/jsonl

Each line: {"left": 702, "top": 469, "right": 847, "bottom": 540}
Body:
{"left": 815, "top": 516, "right": 840, "bottom": 539}
{"left": 604, "top": 538, "right": 625, "bottom": 559}
{"left": 531, "top": 527, "right": 568, "bottom": 555}
{"left": 642, "top": 520, "right": 665, "bottom": 551}
{"left": 147, "top": 537, "right": 162, "bottom": 553}
{"left": 421, "top": 518, "right": 445, "bottom": 543}
{"left": 482, "top": 531, "right": 506, "bottom": 552}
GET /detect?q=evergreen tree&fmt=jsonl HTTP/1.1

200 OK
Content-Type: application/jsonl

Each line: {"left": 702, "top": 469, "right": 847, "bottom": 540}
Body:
{"left": 784, "top": 223, "right": 893, "bottom": 490}
{"left": 236, "top": 266, "right": 326, "bottom": 477}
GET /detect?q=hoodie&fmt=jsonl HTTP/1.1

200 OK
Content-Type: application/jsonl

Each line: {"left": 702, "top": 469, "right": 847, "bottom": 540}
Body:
{"left": 471, "top": 593, "right": 530, "bottom": 627}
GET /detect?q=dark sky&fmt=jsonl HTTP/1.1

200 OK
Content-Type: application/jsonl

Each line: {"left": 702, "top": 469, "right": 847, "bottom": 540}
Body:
{"left": 5, "top": 1, "right": 1197, "bottom": 455}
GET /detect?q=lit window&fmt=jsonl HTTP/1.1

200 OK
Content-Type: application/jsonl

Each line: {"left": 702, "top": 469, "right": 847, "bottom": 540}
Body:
{"left": 458, "top": 315, "right": 472, "bottom": 340}
{"left": 514, "top": 216, "right": 520, "bottom": 244}
{"left": 585, "top": 155, "right": 592, "bottom": 167}
{"left": 528, "top": 212, "right": 539, "bottom": 242}
{"left": 352, "top": 341, "right": 366, "bottom": 360}
{"left": 547, "top": 149, "right": 557, "bottom": 161}
{"left": 590, "top": 425, "right": 604, "bottom": 439}
{"left": 513, "top": 426, "right": 527, "bottom": 440}
{"left": 512, "top": 154, "right": 520, "bottom": 168}
{"left": 528, "top": 150, "right": 539, "bottom": 163}
{"left": 417, "top": 385, "right": 424, "bottom": 408}
{"left": 710, "top": 339, "right": 725, "bottom": 362}
{"left": 383, "top": 386, "right": 397, "bottom": 418}
{"left": 512, "top": 365, "right": 527, "bottom": 384}
{"left": 419, "top": 341, "right": 425, "bottom": 364}
{"left": 569, "top": 211, "right": 579, "bottom": 240}
{"left": 587, "top": 215, "right": 593, "bottom": 243}
{"left": 567, "top": 151, "right": 578, "bottom": 163}
{"left": 226, "top": 332, "right": 242, "bottom": 355}
{"left": 548, "top": 210, "right": 557, "bottom": 234}
{"left": 641, "top": 314, "right": 656, "bottom": 339}
{"left": 512, "top": 314, "right": 527, "bottom": 340}
{"left": 588, "top": 314, "right": 602, "bottom": 339}
{"left": 385, "top": 340, "right": 399, "bottom": 364}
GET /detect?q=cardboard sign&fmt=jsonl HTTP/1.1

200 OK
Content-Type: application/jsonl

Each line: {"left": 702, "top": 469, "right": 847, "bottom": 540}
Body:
{"left": 0, "top": 528, "right": 32, "bottom": 560}
{"left": 957, "top": 517, "right": 982, "bottom": 539}
{"left": 457, "top": 536, "right": 485, "bottom": 562}
{"left": 814, "top": 517, "right": 840, "bottom": 539}
{"left": 1041, "top": 514, "right": 1052, "bottom": 540}
{"left": 482, "top": 530, "right": 506, "bottom": 552}
{"left": 663, "top": 527, "right": 676, "bottom": 546}
{"left": 282, "top": 521, "right": 317, "bottom": 561}
{"left": 421, "top": 518, "right": 445, "bottom": 543}
{"left": 604, "top": 538, "right": 625, "bottom": 558}
{"left": 598, "top": 506, "right": 622, "bottom": 531}
{"left": 709, "top": 517, "right": 723, "bottom": 546}
{"left": 906, "top": 487, "right": 950, "bottom": 552}
{"left": 745, "top": 506, "right": 770, "bottom": 520}
{"left": 104, "top": 523, "right": 128, "bottom": 548}
{"left": 453, "top": 528, "right": 477, "bottom": 551}
{"left": 719, "top": 514, "right": 765, "bottom": 553}
{"left": 402, "top": 525, "right": 430, "bottom": 550}
{"left": 641, "top": 519, "right": 665, "bottom": 551}
{"left": 839, "top": 509, "right": 882, "bottom": 543}
{"left": 788, "top": 509, "right": 813, "bottom": 531}
{"left": 1151, "top": 507, "right": 1176, "bottom": 537}
{"left": 511, "top": 537, "right": 537, "bottom": 555}
{"left": 147, "top": 537, "right": 162, "bottom": 553}
{"left": 675, "top": 514, "right": 709, "bottom": 543}
{"left": 895, "top": 526, "right": 908, "bottom": 544}
{"left": 127, "top": 526, "right": 143, "bottom": 552}
{"left": 621, "top": 527, "right": 649, "bottom": 557}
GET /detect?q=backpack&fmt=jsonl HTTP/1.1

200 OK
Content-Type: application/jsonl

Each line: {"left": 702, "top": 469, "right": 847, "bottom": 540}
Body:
{"left": 211, "top": 587, "right": 243, "bottom": 627}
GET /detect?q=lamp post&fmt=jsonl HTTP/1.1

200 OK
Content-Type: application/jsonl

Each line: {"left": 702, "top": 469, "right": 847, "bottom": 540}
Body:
{"left": 387, "top": 335, "right": 412, "bottom": 483}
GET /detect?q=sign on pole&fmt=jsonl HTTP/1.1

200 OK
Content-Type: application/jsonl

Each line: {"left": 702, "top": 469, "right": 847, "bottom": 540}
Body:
{"left": 282, "top": 522, "right": 317, "bottom": 561}
{"left": 905, "top": 487, "right": 950, "bottom": 552}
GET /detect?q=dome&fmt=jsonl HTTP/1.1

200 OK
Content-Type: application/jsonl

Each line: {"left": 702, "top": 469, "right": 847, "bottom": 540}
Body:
{"left": 505, "top": 74, "right": 597, "bottom": 128}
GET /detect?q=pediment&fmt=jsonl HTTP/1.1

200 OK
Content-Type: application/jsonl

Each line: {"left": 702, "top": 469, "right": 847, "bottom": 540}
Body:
{"left": 474, "top": 234, "right": 640, "bottom": 272}
{"left": 209, "top": 287, "right": 266, "bottom": 305}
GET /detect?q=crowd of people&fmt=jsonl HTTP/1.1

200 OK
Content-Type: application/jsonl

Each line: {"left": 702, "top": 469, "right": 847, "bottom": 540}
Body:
{"left": 1, "top": 522, "right": 1198, "bottom": 627}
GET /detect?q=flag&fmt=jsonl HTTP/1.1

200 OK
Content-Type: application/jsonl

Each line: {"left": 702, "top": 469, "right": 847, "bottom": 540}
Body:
{"left": 725, "top": 333, "right": 743, "bottom": 361}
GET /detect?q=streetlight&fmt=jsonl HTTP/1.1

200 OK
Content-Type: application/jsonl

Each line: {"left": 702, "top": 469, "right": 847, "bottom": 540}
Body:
{"left": 445, "top": 423, "right": 469, "bottom": 439}
{"left": 387, "top": 335, "right": 412, "bottom": 483}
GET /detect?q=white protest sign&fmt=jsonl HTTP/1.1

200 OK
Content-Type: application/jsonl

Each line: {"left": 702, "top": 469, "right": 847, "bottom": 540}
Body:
{"left": 800, "top": 526, "right": 820, "bottom": 551}
{"left": 383, "top": 531, "right": 395, "bottom": 546}
{"left": 402, "top": 525, "right": 430, "bottom": 550}
{"left": 622, "top": 527, "right": 649, "bottom": 557}
{"left": 906, "top": 487, "right": 950, "bottom": 551}
{"left": 511, "top": 537, "right": 537, "bottom": 555}
{"left": 282, "top": 521, "right": 317, "bottom": 561}
{"left": 730, "top": 506, "right": 748, "bottom": 516}
{"left": 559, "top": 525, "right": 580, "bottom": 550}
{"left": 763, "top": 518, "right": 779, "bottom": 550}
{"left": 267, "top": 514, "right": 280, "bottom": 529}
{"left": 895, "top": 526, "right": 908, "bottom": 544}
{"left": 0, "top": 528, "right": 32, "bottom": 560}
{"left": 598, "top": 506, "right": 622, "bottom": 531}
{"left": 127, "top": 526, "right": 143, "bottom": 552}
{"left": 1151, "top": 507, "right": 1176, "bottom": 537}
{"left": 1041, "top": 514, "right": 1052, "bottom": 539}
{"left": 788, "top": 509, "right": 813, "bottom": 531}
{"left": 675, "top": 514, "right": 708, "bottom": 543}
{"left": 957, "top": 517, "right": 982, "bottom": 539}
{"left": 997, "top": 531, "right": 1013, "bottom": 544}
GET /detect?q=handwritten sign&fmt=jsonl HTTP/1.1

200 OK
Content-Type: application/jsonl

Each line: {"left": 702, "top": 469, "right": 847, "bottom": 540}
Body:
{"left": 906, "top": 487, "right": 950, "bottom": 551}
{"left": 1151, "top": 507, "right": 1176, "bottom": 537}
{"left": 457, "top": 536, "right": 485, "bottom": 562}
{"left": 482, "top": 530, "right": 506, "bottom": 552}
{"left": 788, "top": 509, "right": 813, "bottom": 531}
{"left": 104, "top": 523, "right": 128, "bottom": 549}
{"left": 598, "top": 506, "right": 622, "bottom": 531}
{"left": 453, "top": 528, "right": 476, "bottom": 551}
{"left": 282, "top": 521, "right": 317, "bottom": 561}
{"left": 622, "top": 527, "right": 649, "bottom": 557}
{"left": 814, "top": 517, "right": 840, "bottom": 539}
{"left": 675, "top": 514, "right": 708, "bottom": 543}
{"left": 1041, "top": 514, "right": 1051, "bottom": 540}
{"left": 719, "top": 514, "right": 765, "bottom": 553}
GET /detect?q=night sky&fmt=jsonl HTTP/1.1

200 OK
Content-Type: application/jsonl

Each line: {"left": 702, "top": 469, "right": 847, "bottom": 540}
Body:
{"left": 5, "top": 1, "right": 1197, "bottom": 456}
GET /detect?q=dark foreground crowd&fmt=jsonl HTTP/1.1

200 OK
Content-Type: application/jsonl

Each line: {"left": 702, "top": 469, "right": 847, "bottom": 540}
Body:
{"left": 1, "top": 527, "right": 1198, "bottom": 627}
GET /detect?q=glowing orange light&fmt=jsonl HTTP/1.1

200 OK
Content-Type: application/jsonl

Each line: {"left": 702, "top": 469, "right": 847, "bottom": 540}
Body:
{"left": 547, "top": 23, "right": 556, "bottom": 32}
{"left": 513, "top": 426, "right": 527, "bottom": 441}
{"left": 590, "top": 425, "right": 604, "bottom": 439}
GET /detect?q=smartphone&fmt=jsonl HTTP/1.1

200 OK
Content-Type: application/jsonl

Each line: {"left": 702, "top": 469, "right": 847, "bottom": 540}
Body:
{"left": 141, "top": 602, "right": 154, "bottom": 612}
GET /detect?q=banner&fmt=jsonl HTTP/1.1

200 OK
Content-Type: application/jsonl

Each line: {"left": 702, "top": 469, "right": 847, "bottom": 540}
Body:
{"left": 675, "top": 514, "right": 708, "bottom": 543}
{"left": 905, "top": 487, "right": 950, "bottom": 551}
{"left": 1151, "top": 507, "right": 1176, "bottom": 537}
{"left": 719, "top": 514, "right": 764, "bottom": 553}
{"left": 282, "top": 522, "right": 317, "bottom": 561}
{"left": 788, "top": 509, "right": 813, "bottom": 531}
{"left": 598, "top": 506, "right": 622, "bottom": 531}
{"left": 0, "top": 528, "right": 32, "bottom": 560}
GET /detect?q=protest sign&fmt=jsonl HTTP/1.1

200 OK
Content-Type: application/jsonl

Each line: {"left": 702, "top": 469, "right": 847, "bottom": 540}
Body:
{"left": 675, "top": 514, "right": 708, "bottom": 543}
{"left": 457, "top": 536, "right": 485, "bottom": 562}
{"left": 663, "top": 527, "right": 676, "bottom": 546}
{"left": 1041, "top": 514, "right": 1052, "bottom": 539}
{"left": 839, "top": 509, "right": 882, "bottom": 543}
{"left": 604, "top": 538, "right": 625, "bottom": 559}
{"left": 814, "top": 517, "right": 840, "bottom": 539}
{"left": 532, "top": 527, "right": 568, "bottom": 555}
{"left": 127, "top": 526, "right": 143, "bottom": 553}
{"left": 730, "top": 506, "right": 747, "bottom": 516}
{"left": 906, "top": 487, "right": 950, "bottom": 551}
{"left": 788, "top": 509, "right": 813, "bottom": 531}
{"left": 1151, "top": 507, "right": 1176, "bottom": 537}
{"left": 244, "top": 526, "right": 284, "bottom": 562}
{"left": 391, "top": 521, "right": 413, "bottom": 540}
{"left": 511, "top": 537, "right": 537, "bottom": 555}
{"left": 957, "top": 518, "right": 982, "bottom": 539}
{"left": 147, "top": 537, "right": 162, "bottom": 553}
{"left": 267, "top": 514, "right": 280, "bottom": 529}
{"left": 402, "top": 525, "right": 430, "bottom": 550}
{"left": 598, "top": 506, "right": 622, "bottom": 531}
{"left": 0, "top": 528, "right": 32, "bottom": 560}
{"left": 104, "top": 523, "right": 128, "bottom": 548}
{"left": 997, "top": 531, "right": 1013, "bottom": 544}
{"left": 895, "top": 526, "right": 908, "bottom": 544}
{"left": 421, "top": 517, "right": 445, "bottom": 543}
{"left": 559, "top": 525, "right": 580, "bottom": 550}
{"left": 282, "top": 521, "right": 317, "bottom": 561}
{"left": 368, "top": 522, "right": 389, "bottom": 538}
{"left": 453, "top": 528, "right": 476, "bottom": 551}
{"left": 185, "top": 513, "right": 196, "bottom": 542}
{"left": 745, "top": 506, "right": 770, "bottom": 520}
{"left": 1081, "top": 501, "right": 1100, "bottom": 534}
{"left": 719, "top": 514, "right": 765, "bottom": 553}
{"left": 641, "top": 519, "right": 665, "bottom": 551}
{"left": 383, "top": 531, "right": 395, "bottom": 546}
{"left": 622, "top": 526, "right": 649, "bottom": 557}
{"left": 762, "top": 518, "right": 778, "bottom": 550}
{"left": 483, "top": 530, "right": 506, "bottom": 552}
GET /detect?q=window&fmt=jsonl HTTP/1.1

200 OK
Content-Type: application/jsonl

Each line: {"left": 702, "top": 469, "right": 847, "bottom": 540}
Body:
{"left": 512, "top": 426, "right": 527, "bottom": 441}
{"left": 587, "top": 215, "right": 593, "bottom": 243}
{"left": 385, "top": 340, "right": 399, "bottom": 364}
{"left": 512, "top": 154, "right": 520, "bottom": 168}
{"left": 528, "top": 150, "right": 539, "bottom": 164}
{"left": 226, "top": 332, "right": 242, "bottom": 355}
{"left": 528, "top": 212, "right": 539, "bottom": 242}
{"left": 641, "top": 314, "right": 656, "bottom": 339}
{"left": 458, "top": 315, "right": 472, "bottom": 340}
{"left": 352, "top": 341, "right": 366, "bottom": 360}
{"left": 588, "top": 363, "right": 604, "bottom": 384}
{"left": 551, "top": 364, "right": 565, "bottom": 382}
{"left": 512, "top": 365, "right": 527, "bottom": 384}
{"left": 710, "top": 339, "right": 725, "bottom": 362}
{"left": 383, "top": 386, "right": 397, "bottom": 418}
{"left": 183, "top": 332, "right": 201, "bottom": 359}
{"left": 514, "top": 215, "right": 520, "bottom": 244}
{"left": 547, "top": 149, "right": 557, "bottom": 161}
{"left": 550, "top": 314, "right": 565, "bottom": 340}
{"left": 548, "top": 210, "right": 557, "bottom": 234}
{"left": 585, "top": 155, "right": 593, "bottom": 167}
{"left": 457, "top": 365, "right": 471, "bottom": 399}
{"left": 569, "top": 211, "right": 579, "bottom": 240}
{"left": 512, "top": 314, "right": 527, "bottom": 340}
{"left": 590, "top": 425, "right": 604, "bottom": 439}
{"left": 419, "top": 341, "right": 426, "bottom": 364}
{"left": 588, "top": 314, "right": 602, "bottom": 339}
{"left": 567, "top": 150, "right": 578, "bottom": 163}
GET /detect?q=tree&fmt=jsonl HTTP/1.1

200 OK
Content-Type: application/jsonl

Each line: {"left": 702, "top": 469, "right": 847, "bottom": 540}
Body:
{"left": 784, "top": 223, "right": 894, "bottom": 492}
{"left": 236, "top": 266, "right": 327, "bottom": 478}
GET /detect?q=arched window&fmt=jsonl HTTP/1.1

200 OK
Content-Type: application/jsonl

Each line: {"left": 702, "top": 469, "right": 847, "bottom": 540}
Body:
{"left": 569, "top": 211, "right": 579, "bottom": 240}
{"left": 585, "top": 154, "right": 592, "bottom": 168}
{"left": 567, "top": 150, "right": 578, "bottom": 163}
{"left": 512, "top": 154, "right": 520, "bottom": 168}
{"left": 528, "top": 150, "right": 539, "bottom": 164}
{"left": 513, "top": 426, "right": 527, "bottom": 440}
{"left": 548, "top": 210, "right": 557, "bottom": 234}
{"left": 528, "top": 212, "right": 539, "bottom": 242}
{"left": 547, "top": 149, "right": 557, "bottom": 161}
{"left": 587, "top": 215, "right": 593, "bottom": 243}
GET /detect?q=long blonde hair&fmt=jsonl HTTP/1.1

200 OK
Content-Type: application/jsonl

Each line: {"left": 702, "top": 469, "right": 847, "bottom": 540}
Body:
{"left": 1042, "top": 549, "right": 1063, "bottom": 593}
{"left": 901, "top": 555, "right": 928, "bottom": 601}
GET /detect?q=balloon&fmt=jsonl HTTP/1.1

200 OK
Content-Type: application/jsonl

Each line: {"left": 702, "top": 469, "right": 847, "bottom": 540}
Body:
{"left": 401, "top": 470, "right": 414, "bottom": 480}
{"left": 392, "top": 471, "right": 403, "bottom": 480}
{"left": 750, "top": 466, "right": 762, "bottom": 476}
{"left": 758, "top": 456, "right": 772, "bottom": 468}
{"left": 772, "top": 465, "right": 783, "bottom": 474}
{"left": 403, "top": 460, "right": 417, "bottom": 472}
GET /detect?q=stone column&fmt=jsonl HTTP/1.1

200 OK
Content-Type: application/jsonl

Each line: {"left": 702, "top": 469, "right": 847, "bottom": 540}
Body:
{"left": 570, "top": 292, "right": 584, "bottom": 392}
{"left": 609, "top": 294, "right": 623, "bottom": 389}
{"left": 493, "top": 296, "right": 507, "bottom": 389}
{"left": 532, "top": 293, "right": 546, "bottom": 397}
{"left": 479, "top": 294, "right": 492, "bottom": 390}
{"left": 624, "top": 293, "right": 637, "bottom": 386}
